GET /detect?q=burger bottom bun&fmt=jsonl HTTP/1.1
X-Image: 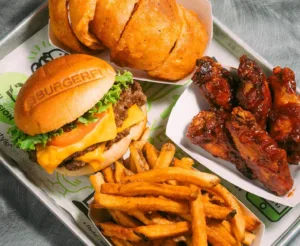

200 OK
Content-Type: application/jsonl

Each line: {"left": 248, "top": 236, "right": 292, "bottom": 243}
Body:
{"left": 56, "top": 105, "right": 147, "bottom": 176}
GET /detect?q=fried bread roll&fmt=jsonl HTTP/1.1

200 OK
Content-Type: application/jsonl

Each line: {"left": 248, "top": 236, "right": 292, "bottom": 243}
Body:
{"left": 110, "top": 0, "right": 183, "bottom": 71}
{"left": 49, "top": 0, "right": 90, "bottom": 53}
{"left": 69, "top": 0, "right": 104, "bottom": 50}
{"left": 49, "top": 0, "right": 209, "bottom": 80}
{"left": 91, "top": 0, "right": 139, "bottom": 50}
{"left": 147, "top": 6, "right": 208, "bottom": 81}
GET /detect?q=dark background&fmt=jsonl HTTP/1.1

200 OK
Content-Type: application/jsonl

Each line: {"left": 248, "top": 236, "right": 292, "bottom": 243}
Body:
{"left": 0, "top": 0, "right": 299, "bottom": 245}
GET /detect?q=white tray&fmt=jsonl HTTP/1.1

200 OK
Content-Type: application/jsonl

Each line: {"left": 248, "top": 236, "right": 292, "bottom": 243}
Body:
{"left": 0, "top": 3, "right": 299, "bottom": 246}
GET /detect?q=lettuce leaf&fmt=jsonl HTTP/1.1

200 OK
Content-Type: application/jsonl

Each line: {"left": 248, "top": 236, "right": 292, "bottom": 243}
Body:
{"left": 77, "top": 71, "right": 134, "bottom": 124}
{"left": 8, "top": 71, "right": 134, "bottom": 151}
{"left": 8, "top": 126, "right": 63, "bottom": 151}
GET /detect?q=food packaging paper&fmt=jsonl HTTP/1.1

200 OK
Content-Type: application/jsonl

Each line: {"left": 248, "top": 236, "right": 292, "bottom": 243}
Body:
{"left": 0, "top": 17, "right": 300, "bottom": 246}
{"left": 166, "top": 82, "right": 300, "bottom": 207}
{"left": 48, "top": 0, "right": 213, "bottom": 85}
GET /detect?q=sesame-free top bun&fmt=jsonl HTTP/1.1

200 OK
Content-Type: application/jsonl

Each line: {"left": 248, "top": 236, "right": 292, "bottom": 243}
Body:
{"left": 14, "top": 54, "right": 116, "bottom": 136}
{"left": 56, "top": 105, "right": 147, "bottom": 176}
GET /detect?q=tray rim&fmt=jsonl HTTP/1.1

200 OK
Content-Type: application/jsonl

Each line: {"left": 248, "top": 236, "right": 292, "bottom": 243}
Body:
{"left": 0, "top": 2, "right": 299, "bottom": 246}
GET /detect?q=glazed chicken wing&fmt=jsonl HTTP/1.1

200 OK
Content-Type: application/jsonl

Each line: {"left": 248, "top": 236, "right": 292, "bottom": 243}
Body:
{"left": 187, "top": 108, "right": 254, "bottom": 179}
{"left": 192, "top": 56, "right": 236, "bottom": 111}
{"left": 269, "top": 66, "right": 300, "bottom": 164}
{"left": 237, "top": 55, "right": 272, "bottom": 128}
{"left": 226, "top": 107, "right": 293, "bottom": 196}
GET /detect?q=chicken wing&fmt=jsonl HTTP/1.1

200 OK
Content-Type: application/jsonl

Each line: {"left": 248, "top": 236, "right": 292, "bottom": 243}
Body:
{"left": 192, "top": 56, "right": 236, "bottom": 111}
{"left": 237, "top": 55, "right": 271, "bottom": 129}
{"left": 268, "top": 66, "right": 300, "bottom": 164}
{"left": 187, "top": 108, "right": 254, "bottom": 179}
{"left": 226, "top": 107, "right": 293, "bottom": 196}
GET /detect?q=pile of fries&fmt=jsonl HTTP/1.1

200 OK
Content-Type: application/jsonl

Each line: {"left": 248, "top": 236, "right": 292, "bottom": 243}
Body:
{"left": 90, "top": 132, "right": 260, "bottom": 246}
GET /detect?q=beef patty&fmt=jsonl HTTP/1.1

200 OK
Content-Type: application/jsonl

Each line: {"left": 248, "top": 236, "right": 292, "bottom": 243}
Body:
{"left": 113, "top": 81, "right": 147, "bottom": 127}
{"left": 30, "top": 81, "right": 146, "bottom": 171}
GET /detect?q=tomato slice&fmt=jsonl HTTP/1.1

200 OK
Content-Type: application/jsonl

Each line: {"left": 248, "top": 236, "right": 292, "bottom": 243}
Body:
{"left": 48, "top": 113, "right": 106, "bottom": 147}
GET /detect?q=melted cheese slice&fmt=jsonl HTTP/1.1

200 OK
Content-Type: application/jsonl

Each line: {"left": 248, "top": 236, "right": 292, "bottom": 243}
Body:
{"left": 36, "top": 106, "right": 117, "bottom": 174}
{"left": 117, "top": 104, "right": 145, "bottom": 133}
{"left": 36, "top": 104, "right": 145, "bottom": 174}
{"left": 75, "top": 143, "right": 106, "bottom": 170}
{"left": 75, "top": 104, "right": 146, "bottom": 171}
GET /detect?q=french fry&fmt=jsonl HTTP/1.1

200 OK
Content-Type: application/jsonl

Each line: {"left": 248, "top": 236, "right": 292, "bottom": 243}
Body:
{"left": 124, "top": 167, "right": 134, "bottom": 176}
{"left": 222, "top": 220, "right": 232, "bottom": 233}
{"left": 128, "top": 211, "right": 173, "bottom": 226}
{"left": 181, "top": 158, "right": 194, "bottom": 168}
{"left": 90, "top": 172, "right": 104, "bottom": 193}
{"left": 243, "top": 231, "right": 256, "bottom": 245}
{"left": 174, "top": 158, "right": 183, "bottom": 168}
{"left": 110, "top": 210, "right": 141, "bottom": 228}
{"left": 127, "top": 211, "right": 153, "bottom": 225}
{"left": 173, "top": 236, "right": 187, "bottom": 243}
{"left": 207, "top": 184, "right": 245, "bottom": 242}
{"left": 129, "top": 156, "right": 137, "bottom": 173}
{"left": 174, "top": 158, "right": 194, "bottom": 170}
{"left": 123, "top": 167, "right": 220, "bottom": 188}
{"left": 98, "top": 222, "right": 190, "bottom": 242}
{"left": 132, "top": 242, "right": 153, "bottom": 246}
{"left": 177, "top": 202, "right": 235, "bottom": 221}
{"left": 207, "top": 221, "right": 237, "bottom": 246}
{"left": 97, "top": 222, "right": 141, "bottom": 242}
{"left": 144, "top": 142, "right": 159, "bottom": 168}
{"left": 115, "top": 161, "right": 125, "bottom": 183}
{"left": 133, "top": 221, "right": 190, "bottom": 241}
{"left": 114, "top": 161, "right": 134, "bottom": 182}
{"left": 185, "top": 236, "right": 193, "bottom": 246}
{"left": 206, "top": 225, "right": 232, "bottom": 246}
{"left": 102, "top": 166, "right": 115, "bottom": 183}
{"left": 153, "top": 239, "right": 177, "bottom": 246}
{"left": 91, "top": 141, "right": 259, "bottom": 246}
{"left": 179, "top": 213, "right": 192, "bottom": 222}
{"left": 203, "top": 201, "right": 236, "bottom": 220}
{"left": 94, "top": 193, "right": 189, "bottom": 214}
{"left": 101, "top": 182, "right": 199, "bottom": 200}
{"left": 148, "top": 212, "right": 175, "bottom": 225}
{"left": 110, "top": 238, "right": 134, "bottom": 246}
{"left": 134, "top": 128, "right": 150, "bottom": 149}
{"left": 153, "top": 143, "right": 176, "bottom": 169}
{"left": 190, "top": 186, "right": 206, "bottom": 246}
{"left": 245, "top": 215, "right": 261, "bottom": 232}
{"left": 210, "top": 195, "right": 225, "bottom": 205}
{"left": 202, "top": 192, "right": 225, "bottom": 205}
{"left": 202, "top": 192, "right": 210, "bottom": 202}
{"left": 167, "top": 180, "right": 178, "bottom": 186}
{"left": 130, "top": 144, "right": 150, "bottom": 173}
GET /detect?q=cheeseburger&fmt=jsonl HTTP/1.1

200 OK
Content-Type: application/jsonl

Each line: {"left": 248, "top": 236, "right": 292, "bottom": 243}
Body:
{"left": 8, "top": 54, "right": 147, "bottom": 176}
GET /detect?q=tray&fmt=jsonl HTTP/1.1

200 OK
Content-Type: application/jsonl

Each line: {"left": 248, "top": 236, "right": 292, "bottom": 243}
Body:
{"left": 0, "top": 2, "right": 299, "bottom": 246}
